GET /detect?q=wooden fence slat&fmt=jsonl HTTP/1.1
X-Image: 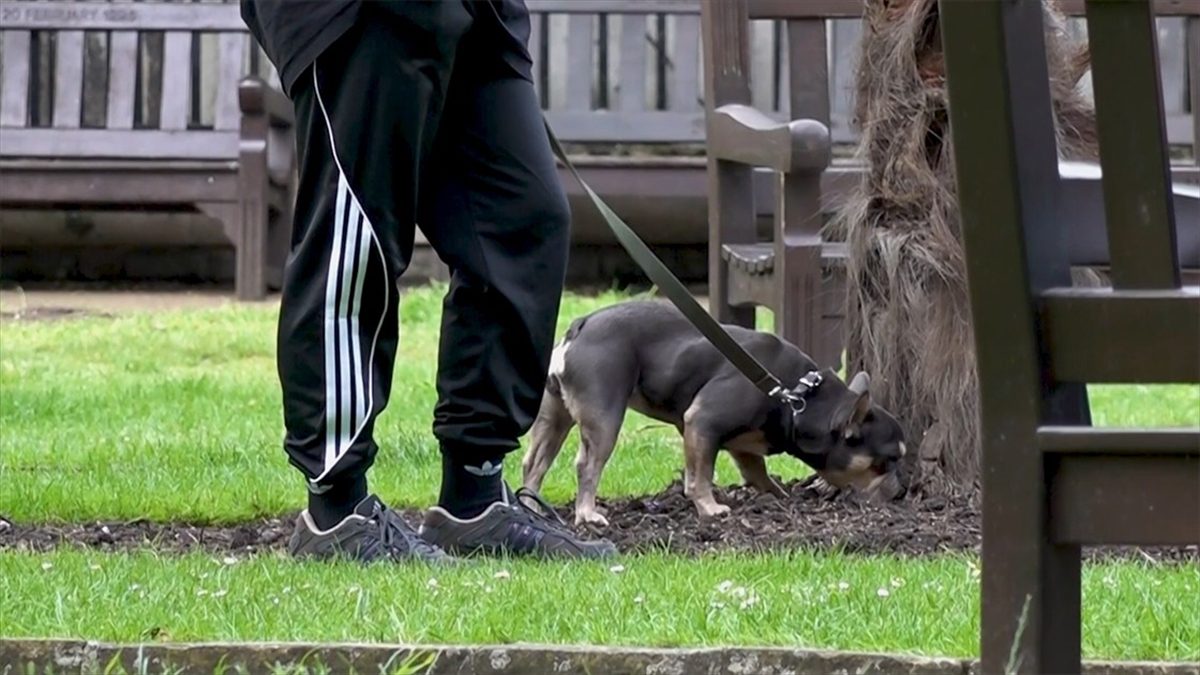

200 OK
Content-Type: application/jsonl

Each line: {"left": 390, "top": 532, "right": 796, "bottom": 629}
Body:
{"left": 214, "top": 32, "right": 245, "bottom": 130}
{"left": 565, "top": 14, "right": 593, "bottom": 110}
{"left": 106, "top": 31, "right": 137, "bottom": 129}
{"left": 618, "top": 14, "right": 646, "bottom": 111}
{"left": 0, "top": 30, "right": 32, "bottom": 126}
{"left": 669, "top": 14, "right": 700, "bottom": 111}
{"left": 160, "top": 30, "right": 191, "bottom": 130}
{"left": 51, "top": 30, "right": 84, "bottom": 127}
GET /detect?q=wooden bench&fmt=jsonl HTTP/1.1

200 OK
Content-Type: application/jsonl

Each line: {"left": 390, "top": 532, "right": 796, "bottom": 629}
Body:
{"left": 942, "top": 1, "right": 1199, "bottom": 673}
{"left": 694, "top": 0, "right": 1197, "bottom": 368}
{"left": 0, "top": 0, "right": 295, "bottom": 301}
{"left": 700, "top": 0, "right": 866, "bottom": 369}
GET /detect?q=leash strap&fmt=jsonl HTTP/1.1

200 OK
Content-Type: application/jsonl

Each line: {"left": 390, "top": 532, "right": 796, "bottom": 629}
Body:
{"left": 544, "top": 119, "right": 788, "bottom": 400}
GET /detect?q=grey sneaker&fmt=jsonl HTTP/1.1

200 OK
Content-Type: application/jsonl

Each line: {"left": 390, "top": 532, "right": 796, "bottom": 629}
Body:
{"left": 420, "top": 487, "right": 618, "bottom": 560}
{"left": 288, "top": 495, "right": 456, "bottom": 564}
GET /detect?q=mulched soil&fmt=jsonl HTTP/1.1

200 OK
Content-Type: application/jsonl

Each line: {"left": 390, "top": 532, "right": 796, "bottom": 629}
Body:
{"left": 2, "top": 479, "right": 1195, "bottom": 563}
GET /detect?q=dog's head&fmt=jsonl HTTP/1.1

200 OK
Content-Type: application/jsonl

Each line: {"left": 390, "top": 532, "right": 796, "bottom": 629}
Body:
{"left": 784, "top": 371, "right": 906, "bottom": 500}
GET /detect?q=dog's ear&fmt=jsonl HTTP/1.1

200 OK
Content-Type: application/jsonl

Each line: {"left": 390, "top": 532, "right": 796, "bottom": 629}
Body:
{"left": 841, "top": 372, "right": 872, "bottom": 438}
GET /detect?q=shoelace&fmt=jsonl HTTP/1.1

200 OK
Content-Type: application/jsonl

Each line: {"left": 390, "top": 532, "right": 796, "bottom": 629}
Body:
{"left": 370, "top": 503, "right": 444, "bottom": 559}
{"left": 510, "top": 486, "right": 570, "bottom": 529}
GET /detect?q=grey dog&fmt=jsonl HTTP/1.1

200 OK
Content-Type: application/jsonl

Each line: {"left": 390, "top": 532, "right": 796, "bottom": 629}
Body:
{"left": 522, "top": 301, "right": 907, "bottom": 525}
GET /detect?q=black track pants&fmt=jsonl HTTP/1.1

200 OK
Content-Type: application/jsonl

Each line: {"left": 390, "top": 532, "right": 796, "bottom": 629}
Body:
{"left": 276, "top": 2, "right": 570, "bottom": 491}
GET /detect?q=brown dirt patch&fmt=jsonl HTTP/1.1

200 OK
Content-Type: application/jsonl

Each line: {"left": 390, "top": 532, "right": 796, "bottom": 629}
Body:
{"left": 1, "top": 480, "right": 1194, "bottom": 563}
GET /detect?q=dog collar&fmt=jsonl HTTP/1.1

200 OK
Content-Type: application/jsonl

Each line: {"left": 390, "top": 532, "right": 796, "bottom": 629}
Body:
{"left": 775, "top": 370, "right": 823, "bottom": 414}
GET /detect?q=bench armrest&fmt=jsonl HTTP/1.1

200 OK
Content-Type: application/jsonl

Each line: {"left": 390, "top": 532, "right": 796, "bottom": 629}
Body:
{"left": 238, "top": 76, "right": 295, "bottom": 186}
{"left": 238, "top": 76, "right": 295, "bottom": 128}
{"left": 708, "top": 103, "right": 831, "bottom": 173}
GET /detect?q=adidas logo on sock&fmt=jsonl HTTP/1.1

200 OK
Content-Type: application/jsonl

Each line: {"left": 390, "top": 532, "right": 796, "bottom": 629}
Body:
{"left": 464, "top": 461, "right": 502, "bottom": 477}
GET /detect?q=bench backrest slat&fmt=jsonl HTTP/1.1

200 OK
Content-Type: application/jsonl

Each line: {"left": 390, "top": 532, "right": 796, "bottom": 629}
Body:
{"left": 1158, "top": 17, "right": 1188, "bottom": 112}
{"left": 214, "top": 32, "right": 246, "bottom": 130}
{"left": 565, "top": 14, "right": 593, "bottom": 110}
{"left": 529, "top": 12, "right": 544, "bottom": 101}
{"left": 158, "top": 30, "right": 191, "bottom": 130}
{"left": 829, "top": 20, "right": 860, "bottom": 142}
{"left": 0, "top": 30, "right": 31, "bottom": 126}
{"left": 618, "top": 14, "right": 646, "bottom": 112}
{"left": 51, "top": 29, "right": 83, "bottom": 127}
{"left": 786, "top": 19, "right": 829, "bottom": 125}
{"left": 1, "top": 1, "right": 246, "bottom": 31}
{"left": 669, "top": 15, "right": 701, "bottom": 111}
{"left": 105, "top": 30, "right": 138, "bottom": 130}
{"left": 1190, "top": 18, "right": 1199, "bottom": 156}
{"left": 1087, "top": 1, "right": 1182, "bottom": 289}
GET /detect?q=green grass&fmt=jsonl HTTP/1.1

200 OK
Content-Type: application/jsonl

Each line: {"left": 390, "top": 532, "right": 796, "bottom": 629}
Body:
{"left": 1, "top": 284, "right": 1198, "bottom": 659}
{"left": 2, "top": 285, "right": 1196, "bottom": 524}
{"left": 2, "top": 549, "right": 1197, "bottom": 661}
{"left": 0, "top": 286, "right": 802, "bottom": 524}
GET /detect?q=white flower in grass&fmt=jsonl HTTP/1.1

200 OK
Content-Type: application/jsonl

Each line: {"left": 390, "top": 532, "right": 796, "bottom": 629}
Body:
{"left": 716, "top": 580, "right": 734, "bottom": 594}
{"left": 609, "top": 565, "right": 625, "bottom": 574}
{"left": 493, "top": 570, "right": 511, "bottom": 580}
{"left": 282, "top": 586, "right": 293, "bottom": 594}
{"left": 222, "top": 555, "right": 239, "bottom": 566}
{"left": 427, "top": 578, "right": 440, "bottom": 588}
{"left": 196, "top": 589, "right": 208, "bottom": 597}
{"left": 129, "top": 583, "right": 141, "bottom": 592}
{"left": 738, "top": 593, "right": 760, "bottom": 610}
{"left": 877, "top": 587, "right": 891, "bottom": 598}
{"left": 633, "top": 595, "right": 645, "bottom": 604}
{"left": 347, "top": 585, "right": 361, "bottom": 595}
{"left": 837, "top": 581, "right": 850, "bottom": 591}
{"left": 40, "top": 561, "right": 53, "bottom": 571}
{"left": 88, "top": 564, "right": 102, "bottom": 572}
{"left": 890, "top": 577, "right": 905, "bottom": 588}
{"left": 966, "top": 561, "right": 981, "bottom": 581}
{"left": 212, "top": 589, "right": 228, "bottom": 598}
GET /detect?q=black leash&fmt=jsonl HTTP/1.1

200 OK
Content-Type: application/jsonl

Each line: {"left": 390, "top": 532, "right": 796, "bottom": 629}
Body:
{"left": 544, "top": 119, "right": 817, "bottom": 405}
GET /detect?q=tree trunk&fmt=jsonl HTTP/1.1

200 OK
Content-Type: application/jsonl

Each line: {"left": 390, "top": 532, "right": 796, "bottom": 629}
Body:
{"left": 835, "top": 0, "right": 1097, "bottom": 497}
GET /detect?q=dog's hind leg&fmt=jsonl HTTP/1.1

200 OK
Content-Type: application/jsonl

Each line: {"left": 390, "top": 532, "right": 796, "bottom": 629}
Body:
{"left": 731, "top": 451, "right": 788, "bottom": 499}
{"left": 522, "top": 390, "right": 575, "bottom": 494}
{"left": 682, "top": 425, "right": 730, "bottom": 519}
{"left": 574, "top": 412, "right": 623, "bottom": 527}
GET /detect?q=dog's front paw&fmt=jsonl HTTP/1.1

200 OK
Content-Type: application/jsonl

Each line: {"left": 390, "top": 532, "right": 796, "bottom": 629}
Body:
{"left": 574, "top": 509, "right": 610, "bottom": 528}
{"left": 697, "top": 502, "right": 731, "bottom": 519}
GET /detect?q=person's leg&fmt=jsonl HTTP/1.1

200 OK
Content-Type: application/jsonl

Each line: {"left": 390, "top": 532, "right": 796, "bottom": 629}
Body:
{"left": 416, "top": 70, "right": 571, "bottom": 519}
{"left": 276, "top": 4, "right": 469, "bottom": 534}
{"left": 410, "top": 11, "right": 616, "bottom": 560}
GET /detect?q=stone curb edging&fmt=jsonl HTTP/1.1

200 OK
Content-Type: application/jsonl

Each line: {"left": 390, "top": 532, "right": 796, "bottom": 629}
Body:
{"left": 1, "top": 640, "right": 1196, "bottom": 675}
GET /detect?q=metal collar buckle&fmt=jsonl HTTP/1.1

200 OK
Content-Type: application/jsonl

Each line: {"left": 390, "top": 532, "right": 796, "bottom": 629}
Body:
{"left": 775, "top": 370, "right": 823, "bottom": 415}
